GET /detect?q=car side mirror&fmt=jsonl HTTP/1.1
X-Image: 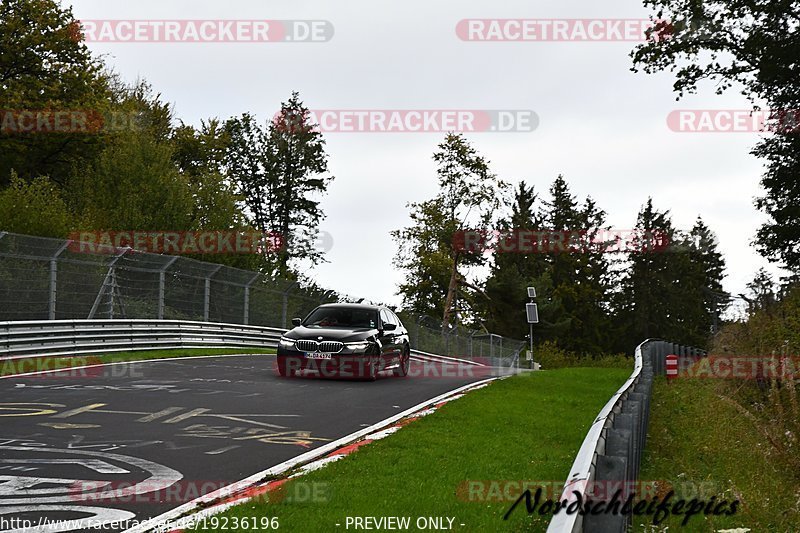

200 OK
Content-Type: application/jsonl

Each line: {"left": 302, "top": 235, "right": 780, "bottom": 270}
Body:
{"left": 292, "top": 318, "right": 302, "bottom": 327}
{"left": 383, "top": 323, "right": 397, "bottom": 331}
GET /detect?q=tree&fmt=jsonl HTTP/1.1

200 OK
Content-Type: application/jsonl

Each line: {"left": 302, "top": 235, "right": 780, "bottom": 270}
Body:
{"left": 172, "top": 119, "right": 245, "bottom": 230}
{"left": 615, "top": 199, "right": 679, "bottom": 349}
{"left": 392, "top": 196, "right": 454, "bottom": 318}
{"left": 631, "top": 0, "right": 800, "bottom": 273}
{"left": 226, "top": 92, "right": 333, "bottom": 278}
{"left": 753, "top": 134, "right": 800, "bottom": 270}
{"left": 614, "top": 201, "right": 726, "bottom": 350}
{"left": 171, "top": 119, "right": 265, "bottom": 270}
{"left": 0, "top": 0, "right": 111, "bottom": 186}
{"left": 688, "top": 217, "right": 728, "bottom": 333}
{"left": 392, "top": 134, "right": 507, "bottom": 326}
{"left": 0, "top": 172, "right": 73, "bottom": 237}
{"left": 538, "top": 176, "right": 614, "bottom": 353}
{"left": 745, "top": 268, "right": 777, "bottom": 314}
{"left": 70, "top": 130, "right": 194, "bottom": 231}
{"left": 481, "top": 181, "right": 570, "bottom": 340}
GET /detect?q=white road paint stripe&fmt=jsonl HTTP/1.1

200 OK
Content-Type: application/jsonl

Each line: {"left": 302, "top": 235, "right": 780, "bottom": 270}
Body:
{"left": 0, "top": 459, "right": 129, "bottom": 474}
{"left": 363, "top": 426, "right": 401, "bottom": 440}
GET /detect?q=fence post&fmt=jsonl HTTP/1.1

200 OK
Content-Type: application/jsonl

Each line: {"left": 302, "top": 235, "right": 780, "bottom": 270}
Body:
{"left": 412, "top": 315, "right": 421, "bottom": 351}
{"left": 48, "top": 242, "right": 69, "bottom": 320}
{"left": 243, "top": 273, "right": 259, "bottom": 325}
{"left": 204, "top": 265, "right": 222, "bottom": 322}
{"left": 158, "top": 257, "right": 179, "bottom": 320}
{"left": 282, "top": 281, "right": 300, "bottom": 329}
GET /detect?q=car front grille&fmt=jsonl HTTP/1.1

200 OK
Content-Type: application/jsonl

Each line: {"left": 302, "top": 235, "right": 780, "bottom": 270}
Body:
{"left": 320, "top": 341, "right": 344, "bottom": 353}
{"left": 296, "top": 340, "right": 344, "bottom": 354}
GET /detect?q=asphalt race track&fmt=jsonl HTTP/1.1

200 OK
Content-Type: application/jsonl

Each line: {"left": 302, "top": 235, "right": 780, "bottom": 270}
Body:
{"left": 0, "top": 354, "right": 489, "bottom": 532}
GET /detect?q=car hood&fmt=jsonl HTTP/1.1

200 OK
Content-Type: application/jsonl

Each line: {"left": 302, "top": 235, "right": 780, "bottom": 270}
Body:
{"left": 284, "top": 326, "right": 377, "bottom": 342}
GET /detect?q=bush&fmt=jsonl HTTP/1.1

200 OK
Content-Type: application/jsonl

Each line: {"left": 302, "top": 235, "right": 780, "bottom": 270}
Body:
{"left": 533, "top": 340, "right": 632, "bottom": 370}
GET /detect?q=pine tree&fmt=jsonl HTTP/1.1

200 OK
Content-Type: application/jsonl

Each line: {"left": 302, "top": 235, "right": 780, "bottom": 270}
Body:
{"left": 539, "top": 176, "right": 613, "bottom": 354}
{"left": 481, "top": 182, "right": 570, "bottom": 340}
{"left": 615, "top": 202, "right": 727, "bottom": 350}
{"left": 615, "top": 199, "right": 677, "bottom": 350}
{"left": 745, "top": 268, "right": 777, "bottom": 314}
{"left": 688, "top": 217, "right": 728, "bottom": 335}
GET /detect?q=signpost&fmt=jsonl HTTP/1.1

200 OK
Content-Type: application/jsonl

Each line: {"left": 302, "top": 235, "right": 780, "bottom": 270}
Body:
{"left": 526, "top": 287, "right": 539, "bottom": 368}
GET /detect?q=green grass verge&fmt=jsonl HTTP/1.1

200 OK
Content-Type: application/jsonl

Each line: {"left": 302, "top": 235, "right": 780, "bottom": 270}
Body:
{"left": 638, "top": 377, "right": 800, "bottom": 531}
{"left": 0, "top": 348, "right": 275, "bottom": 377}
{"left": 190, "top": 368, "right": 630, "bottom": 533}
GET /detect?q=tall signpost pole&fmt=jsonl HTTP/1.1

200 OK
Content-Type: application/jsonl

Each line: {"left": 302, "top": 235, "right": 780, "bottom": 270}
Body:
{"left": 526, "top": 287, "right": 539, "bottom": 367}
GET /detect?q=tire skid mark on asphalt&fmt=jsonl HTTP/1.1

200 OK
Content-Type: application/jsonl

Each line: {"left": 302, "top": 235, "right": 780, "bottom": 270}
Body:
{"left": 0, "top": 401, "right": 327, "bottom": 450}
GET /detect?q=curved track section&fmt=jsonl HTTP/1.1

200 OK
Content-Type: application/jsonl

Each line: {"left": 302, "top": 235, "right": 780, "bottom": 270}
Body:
{"left": 0, "top": 354, "right": 489, "bottom": 532}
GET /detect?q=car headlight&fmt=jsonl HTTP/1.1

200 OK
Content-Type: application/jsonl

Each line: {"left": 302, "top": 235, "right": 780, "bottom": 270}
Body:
{"left": 279, "top": 337, "right": 296, "bottom": 348}
{"left": 344, "top": 341, "right": 371, "bottom": 353}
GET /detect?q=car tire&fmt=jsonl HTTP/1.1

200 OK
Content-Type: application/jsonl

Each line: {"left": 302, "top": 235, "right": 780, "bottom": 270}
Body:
{"left": 393, "top": 346, "right": 410, "bottom": 377}
{"left": 277, "top": 356, "right": 295, "bottom": 378}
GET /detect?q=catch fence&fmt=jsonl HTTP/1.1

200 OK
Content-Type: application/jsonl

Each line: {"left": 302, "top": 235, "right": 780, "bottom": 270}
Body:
{"left": 0, "top": 231, "right": 524, "bottom": 366}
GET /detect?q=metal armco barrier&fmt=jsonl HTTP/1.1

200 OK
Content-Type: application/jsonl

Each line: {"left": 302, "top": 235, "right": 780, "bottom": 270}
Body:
{"left": 546, "top": 339, "right": 707, "bottom": 533}
{"left": 0, "top": 320, "right": 481, "bottom": 370}
{"left": 0, "top": 319, "right": 285, "bottom": 360}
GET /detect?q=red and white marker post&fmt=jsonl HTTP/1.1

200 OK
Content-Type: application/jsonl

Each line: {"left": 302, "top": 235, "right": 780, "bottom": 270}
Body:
{"left": 666, "top": 354, "right": 679, "bottom": 382}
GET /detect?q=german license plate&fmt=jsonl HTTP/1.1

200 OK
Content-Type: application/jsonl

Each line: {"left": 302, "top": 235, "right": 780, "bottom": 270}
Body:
{"left": 306, "top": 353, "right": 332, "bottom": 360}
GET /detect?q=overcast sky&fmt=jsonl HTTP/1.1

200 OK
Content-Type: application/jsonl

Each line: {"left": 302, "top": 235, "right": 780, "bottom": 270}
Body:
{"left": 68, "top": 0, "right": 786, "bottom": 315}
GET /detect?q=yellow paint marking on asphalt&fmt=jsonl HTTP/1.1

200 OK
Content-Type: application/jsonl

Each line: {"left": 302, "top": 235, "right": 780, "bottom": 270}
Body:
{"left": 0, "top": 403, "right": 64, "bottom": 417}
{"left": 50, "top": 403, "right": 107, "bottom": 418}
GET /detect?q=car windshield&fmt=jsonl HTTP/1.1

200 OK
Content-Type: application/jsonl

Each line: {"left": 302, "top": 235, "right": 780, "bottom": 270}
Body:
{"left": 303, "top": 307, "right": 379, "bottom": 329}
